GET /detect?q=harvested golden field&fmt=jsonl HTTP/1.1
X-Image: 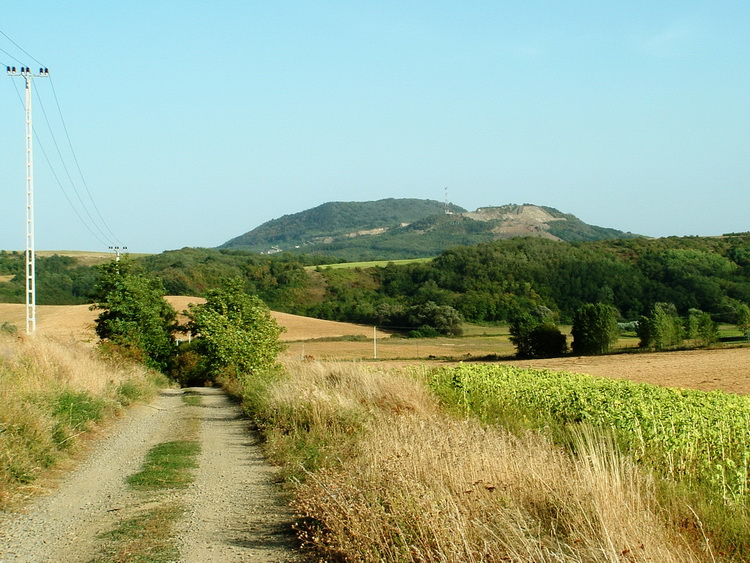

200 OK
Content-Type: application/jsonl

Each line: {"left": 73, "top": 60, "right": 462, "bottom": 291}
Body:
{"left": 0, "top": 303, "right": 98, "bottom": 343}
{"left": 1, "top": 300, "right": 748, "bottom": 395}
{"left": 0, "top": 299, "right": 382, "bottom": 343}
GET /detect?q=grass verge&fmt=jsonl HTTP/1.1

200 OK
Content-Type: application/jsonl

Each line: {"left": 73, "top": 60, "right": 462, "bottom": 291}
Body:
{"left": 90, "top": 503, "right": 184, "bottom": 563}
{"left": 0, "top": 333, "right": 168, "bottom": 507}
{"left": 126, "top": 440, "right": 200, "bottom": 491}
{"left": 240, "top": 359, "right": 708, "bottom": 562}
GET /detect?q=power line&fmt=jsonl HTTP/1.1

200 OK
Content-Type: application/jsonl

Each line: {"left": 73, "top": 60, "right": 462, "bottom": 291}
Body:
{"left": 2, "top": 29, "right": 125, "bottom": 250}
{"left": 35, "top": 81, "right": 116, "bottom": 245}
{"left": 0, "top": 30, "right": 44, "bottom": 66}
{"left": 8, "top": 76, "right": 110, "bottom": 248}
{"left": 49, "top": 76, "right": 123, "bottom": 245}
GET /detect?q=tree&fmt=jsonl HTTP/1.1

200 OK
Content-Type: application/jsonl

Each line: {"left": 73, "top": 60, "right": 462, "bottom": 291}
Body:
{"left": 404, "top": 302, "right": 463, "bottom": 337}
{"left": 637, "top": 302, "right": 683, "bottom": 350}
{"left": 188, "top": 277, "right": 284, "bottom": 382}
{"left": 735, "top": 303, "right": 750, "bottom": 339}
{"left": 696, "top": 312, "right": 718, "bottom": 347}
{"left": 571, "top": 303, "right": 620, "bottom": 355}
{"left": 509, "top": 307, "right": 567, "bottom": 359}
{"left": 91, "top": 258, "right": 177, "bottom": 372}
{"left": 684, "top": 308, "right": 703, "bottom": 340}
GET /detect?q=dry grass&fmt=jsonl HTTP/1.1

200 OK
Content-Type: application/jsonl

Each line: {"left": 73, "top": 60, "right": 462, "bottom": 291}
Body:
{"left": 0, "top": 333, "right": 166, "bottom": 507}
{"left": 253, "top": 360, "right": 707, "bottom": 562}
{"left": 272, "top": 311, "right": 377, "bottom": 342}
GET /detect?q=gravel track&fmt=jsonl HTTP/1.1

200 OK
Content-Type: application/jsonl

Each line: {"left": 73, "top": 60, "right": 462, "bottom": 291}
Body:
{"left": 0, "top": 388, "right": 300, "bottom": 562}
{"left": 178, "top": 388, "right": 299, "bottom": 562}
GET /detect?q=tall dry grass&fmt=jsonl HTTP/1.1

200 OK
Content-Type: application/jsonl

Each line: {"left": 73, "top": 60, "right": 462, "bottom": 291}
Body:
{"left": 252, "top": 359, "right": 708, "bottom": 562}
{"left": 0, "top": 333, "right": 166, "bottom": 507}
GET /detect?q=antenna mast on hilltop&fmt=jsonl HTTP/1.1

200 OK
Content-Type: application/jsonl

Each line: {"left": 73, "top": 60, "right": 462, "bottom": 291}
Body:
{"left": 7, "top": 66, "right": 49, "bottom": 335}
{"left": 444, "top": 187, "right": 453, "bottom": 215}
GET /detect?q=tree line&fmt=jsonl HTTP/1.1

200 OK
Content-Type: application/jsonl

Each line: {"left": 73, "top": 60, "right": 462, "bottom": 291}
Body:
{"left": 3, "top": 233, "right": 750, "bottom": 339}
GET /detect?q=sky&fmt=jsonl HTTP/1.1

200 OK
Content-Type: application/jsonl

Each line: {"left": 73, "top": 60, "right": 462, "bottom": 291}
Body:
{"left": 0, "top": 1, "right": 749, "bottom": 253}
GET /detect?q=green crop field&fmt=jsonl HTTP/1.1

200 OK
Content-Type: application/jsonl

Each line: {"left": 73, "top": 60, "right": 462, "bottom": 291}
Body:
{"left": 429, "top": 364, "right": 750, "bottom": 505}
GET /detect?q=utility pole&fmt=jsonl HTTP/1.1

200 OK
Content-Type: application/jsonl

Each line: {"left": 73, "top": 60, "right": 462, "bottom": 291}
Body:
{"left": 7, "top": 66, "right": 49, "bottom": 335}
{"left": 109, "top": 246, "right": 128, "bottom": 262}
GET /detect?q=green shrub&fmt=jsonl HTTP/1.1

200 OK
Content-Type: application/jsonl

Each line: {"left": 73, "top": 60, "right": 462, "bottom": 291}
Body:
{"left": 509, "top": 310, "right": 567, "bottom": 358}
{"left": 188, "top": 277, "right": 284, "bottom": 383}
{"left": 91, "top": 258, "right": 177, "bottom": 372}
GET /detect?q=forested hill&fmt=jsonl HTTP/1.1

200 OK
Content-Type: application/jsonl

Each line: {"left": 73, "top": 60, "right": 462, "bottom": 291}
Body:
{"left": 219, "top": 199, "right": 638, "bottom": 260}
{"left": 140, "top": 234, "right": 750, "bottom": 326}
{"left": 220, "top": 198, "right": 464, "bottom": 256}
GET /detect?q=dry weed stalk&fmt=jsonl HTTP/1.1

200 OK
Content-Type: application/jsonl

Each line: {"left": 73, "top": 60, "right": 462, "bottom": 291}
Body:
{"left": 272, "top": 360, "right": 705, "bottom": 562}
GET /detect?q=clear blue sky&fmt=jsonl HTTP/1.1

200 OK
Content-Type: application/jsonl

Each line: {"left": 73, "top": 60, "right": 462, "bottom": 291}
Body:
{"left": 1, "top": 1, "right": 748, "bottom": 253}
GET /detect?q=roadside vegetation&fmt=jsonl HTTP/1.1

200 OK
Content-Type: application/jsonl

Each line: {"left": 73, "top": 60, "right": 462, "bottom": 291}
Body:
{"left": 0, "top": 332, "right": 167, "bottom": 507}
{"left": 430, "top": 364, "right": 750, "bottom": 556}
{"left": 240, "top": 359, "right": 719, "bottom": 562}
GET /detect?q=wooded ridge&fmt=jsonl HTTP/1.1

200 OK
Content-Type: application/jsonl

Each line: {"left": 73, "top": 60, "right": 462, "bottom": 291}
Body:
{"left": 219, "top": 199, "right": 638, "bottom": 260}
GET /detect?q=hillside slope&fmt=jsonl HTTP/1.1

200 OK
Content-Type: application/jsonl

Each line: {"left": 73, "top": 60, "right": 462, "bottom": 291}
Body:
{"left": 221, "top": 198, "right": 465, "bottom": 254}
{"left": 220, "top": 199, "right": 637, "bottom": 260}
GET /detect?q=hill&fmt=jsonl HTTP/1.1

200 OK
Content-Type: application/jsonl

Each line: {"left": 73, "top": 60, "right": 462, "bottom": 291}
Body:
{"left": 219, "top": 199, "right": 638, "bottom": 260}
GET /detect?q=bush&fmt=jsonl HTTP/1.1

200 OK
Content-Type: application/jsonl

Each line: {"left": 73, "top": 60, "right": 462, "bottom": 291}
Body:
{"left": 696, "top": 312, "right": 718, "bottom": 347}
{"left": 188, "top": 277, "right": 284, "bottom": 383}
{"left": 735, "top": 303, "right": 750, "bottom": 339}
{"left": 380, "top": 301, "right": 464, "bottom": 337}
{"left": 171, "top": 341, "right": 210, "bottom": 387}
{"left": 91, "top": 258, "right": 177, "bottom": 372}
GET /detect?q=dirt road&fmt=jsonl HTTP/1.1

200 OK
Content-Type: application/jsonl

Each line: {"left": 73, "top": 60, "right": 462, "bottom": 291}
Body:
{"left": 0, "top": 388, "right": 300, "bottom": 562}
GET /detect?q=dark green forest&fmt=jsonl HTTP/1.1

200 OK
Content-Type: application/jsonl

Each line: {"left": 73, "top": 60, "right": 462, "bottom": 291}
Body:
{"left": 0, "top": 251, "right": 97, "bottom": 305}
{"left": 3, "top": 234, "right": 750, "bottom": 330}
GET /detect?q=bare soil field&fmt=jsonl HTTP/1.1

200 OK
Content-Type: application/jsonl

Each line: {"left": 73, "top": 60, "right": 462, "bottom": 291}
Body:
{"left": 1, "top": 300, "right": 748, "bottom": 395}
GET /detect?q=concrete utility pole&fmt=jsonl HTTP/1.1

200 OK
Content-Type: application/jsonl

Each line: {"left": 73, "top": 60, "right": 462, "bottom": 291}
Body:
{"left": 109, "top": 245, "right": 128, "bottom": 262}
{"left": 7, "top": 66, "right": 49, "bottom": 335}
